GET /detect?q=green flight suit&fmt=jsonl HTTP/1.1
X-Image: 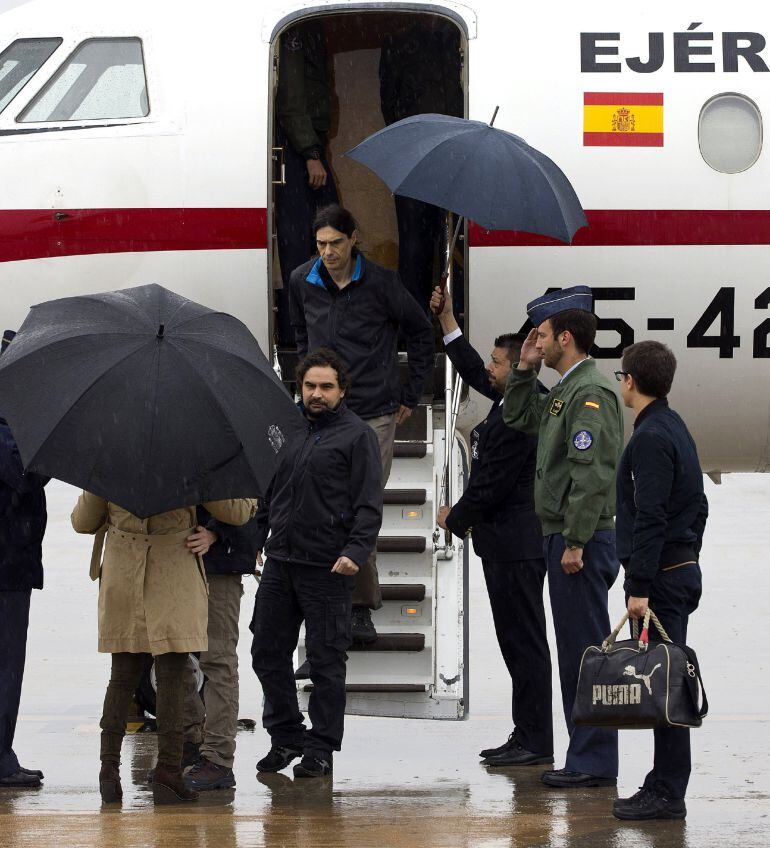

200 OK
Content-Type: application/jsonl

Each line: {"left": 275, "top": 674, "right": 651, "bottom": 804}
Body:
{"left": 503, "top": 359, "right": 623, "bottom": 547}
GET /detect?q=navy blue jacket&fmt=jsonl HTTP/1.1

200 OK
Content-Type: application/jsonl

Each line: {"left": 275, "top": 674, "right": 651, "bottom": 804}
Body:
{"left": 289, "top": 252, "right": 434, "bottom": 419}
{"left": 616, "top": 399, "right": 708, "bottom": 597}
{"left": 197, "top": 506, "right": 262, "bottom": 576}
{"left": 255, "top": 403, "right": 383, "bottom": 569}
{"left": 0, "top": 416, "right": 49, "bottom": 591}
{"left": 442, "top": 334, "right": 544, "bottom": 561}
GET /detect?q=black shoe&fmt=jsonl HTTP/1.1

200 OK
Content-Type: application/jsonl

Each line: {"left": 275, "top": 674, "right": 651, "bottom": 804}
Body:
{"left": 479, "top": 732, "right": 516, "bottom": 759}
{"left": 294, "top": 660, "right": 311, "bottom": 680}
{"left": 351, "top": 606, "right": 377, "bottom": 644}
{"left": 256, "top": 745, "right": 303, "bottom": 773}
{"left": 182, "top": 741, "right": 202, "bottom": 769}
{"left": 483, "top": 743, "right": 554, "bottom": 767}
{"left": 0, "top": 770, "right": 42, "bottom": 788}
{"left": 18, "top": 766, "right": 44, "bottom": 779}
{"left": 613, "top": 786, "right": 687, "bottom": 820}
{"left": 185, "top": 757, "right": 236, "bottom": 791}
{"left": 541, "top": 768, "right": 617, "bottom": 788}
{"left": 293, "top": 754, "right": 332, "bottom": 778}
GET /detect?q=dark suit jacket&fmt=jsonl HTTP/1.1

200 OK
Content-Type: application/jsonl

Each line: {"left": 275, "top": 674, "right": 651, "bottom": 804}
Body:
{"left": 442, "top": 335, "right": 544, "bottom": 562}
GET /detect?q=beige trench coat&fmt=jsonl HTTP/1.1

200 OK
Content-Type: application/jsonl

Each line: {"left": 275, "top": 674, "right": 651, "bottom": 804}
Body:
{"left": 71, "top": 492, "right": 257, "bottom": 656}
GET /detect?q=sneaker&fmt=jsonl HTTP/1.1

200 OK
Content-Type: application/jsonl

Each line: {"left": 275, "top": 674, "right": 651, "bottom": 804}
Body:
{"left": 613, "top": 786, "right": 687, "bottom": 820}
{"left": 293, "top": 754, "right": 332, "bottom": 778}
{"left": 351, "top": 606, "right": 377, "bottom": 644}
{"left": 482, "top": 742, "right": 554, "bottom": 767}
{"left": 479, "top": 732, "right": 516, "bottom": 759}
{"left": 256, "top": 745, "right": 303, "bottom": 773}
{"left": 185, "top": 757, "right": 236, "bottom": 791}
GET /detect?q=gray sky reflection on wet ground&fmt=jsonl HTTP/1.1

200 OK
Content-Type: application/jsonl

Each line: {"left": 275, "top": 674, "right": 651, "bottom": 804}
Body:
{"left": 0, "top": 477, "right": 768, "bottom": 847}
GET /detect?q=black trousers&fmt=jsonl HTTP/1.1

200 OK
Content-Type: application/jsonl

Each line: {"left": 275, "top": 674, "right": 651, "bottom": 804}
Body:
{"left": 394, "top": 194, "right": 444, "bottom": 312}
{"left": 482, "top": 558, "right": 553, "bottom": 755}
{"left": 274, "top": 131, "right": 339, "bottom": 346}
{"left": 251, "top": 559, "right": 353, "bottom": 759}
{"left": 631, "top": 564, "right": 703, "bottom": 799}
{"left": 0, "top": 589, "right": 31, "bottom": 779}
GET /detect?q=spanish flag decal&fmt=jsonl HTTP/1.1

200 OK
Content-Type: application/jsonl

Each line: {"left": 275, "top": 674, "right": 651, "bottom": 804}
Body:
{"left": 584, "top": 401, "right": 600, "bottom": 410}
{"left": 584, "top": 92, "right": 663, "bottom": 147}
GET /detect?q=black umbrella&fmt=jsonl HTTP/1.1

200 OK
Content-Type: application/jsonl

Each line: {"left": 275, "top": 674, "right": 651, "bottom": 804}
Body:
{"left": 0, "top": 284, "right": 304, "bottom": 517}
{"left": 346, "top": 111, "right": 588, "bottom": 255}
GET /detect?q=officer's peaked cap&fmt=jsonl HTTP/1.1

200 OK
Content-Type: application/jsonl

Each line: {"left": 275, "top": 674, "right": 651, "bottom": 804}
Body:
{"left": 526, "top": 286, "right": 593, "bottom": 327}
{"left": 1, "top": 329, "right": 15, "bottom": 354}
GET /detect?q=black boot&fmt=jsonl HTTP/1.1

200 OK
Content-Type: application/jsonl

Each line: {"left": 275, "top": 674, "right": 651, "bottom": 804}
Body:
{"left": 99, "top": 761, "right": 122, "bottom": 803}
{"left": 351, "top": 606, "right": 377, "bottom": 644}
{"left": 152, "top": 764, "right": 199, "bottom": 804}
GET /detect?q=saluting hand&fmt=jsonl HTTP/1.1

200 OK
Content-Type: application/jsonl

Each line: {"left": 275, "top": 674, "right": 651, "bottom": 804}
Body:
{"left": 331, "top": 556, "right": 359, "bottom": 576}
{"left": 518, "top": 328, "right": 542, "bottom": 370}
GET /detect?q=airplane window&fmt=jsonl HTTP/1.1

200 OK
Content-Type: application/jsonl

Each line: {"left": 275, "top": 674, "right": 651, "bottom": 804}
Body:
{"left": 18, "top": 37, "right": 148, "bottom": 122}
{"left": 0, "top": 38, "right": 62, "bottom": 113}
{"left": 699, "top": 93, "right": 762, "bottom": 174}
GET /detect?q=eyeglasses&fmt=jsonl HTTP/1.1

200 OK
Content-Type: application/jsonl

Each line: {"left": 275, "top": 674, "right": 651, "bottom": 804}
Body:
{"left": 613, "top": 370, "right": 630, "bottom": 382}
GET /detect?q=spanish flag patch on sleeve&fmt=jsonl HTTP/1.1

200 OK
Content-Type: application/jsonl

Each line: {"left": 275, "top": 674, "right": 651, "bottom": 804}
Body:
{"left": 584, "top": 400, "right": 600, "bottom": 410}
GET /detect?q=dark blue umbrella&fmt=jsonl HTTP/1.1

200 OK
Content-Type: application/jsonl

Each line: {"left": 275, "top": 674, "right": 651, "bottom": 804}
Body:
{"left": 346, "top": 112, "right": 587, "bottom": 243}
{"left": 0, "top": 283, "right": 304, "bottom": 517}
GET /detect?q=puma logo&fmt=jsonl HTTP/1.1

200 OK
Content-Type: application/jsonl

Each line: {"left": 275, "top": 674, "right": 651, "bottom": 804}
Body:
{"left": 623, "top": 663, "right": 662, "bottom": 696}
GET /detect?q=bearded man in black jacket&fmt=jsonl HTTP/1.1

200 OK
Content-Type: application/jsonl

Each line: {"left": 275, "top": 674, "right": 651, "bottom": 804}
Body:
{"left": 613, "top": 340, "right": 708, "bottom": 822}
{"left": 250, "top": 349, "right": 383, "bottom": 779}
{"left": 430, "top": 289, "right": 553, "bottom": 768}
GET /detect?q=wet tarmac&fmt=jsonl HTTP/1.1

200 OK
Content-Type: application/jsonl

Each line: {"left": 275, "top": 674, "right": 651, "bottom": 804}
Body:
{"left": 1, "top": 477, "right": 769, "bottom": 847}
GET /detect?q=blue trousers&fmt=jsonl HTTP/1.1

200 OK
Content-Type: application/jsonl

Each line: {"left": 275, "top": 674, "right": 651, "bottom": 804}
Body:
{"left": 0, "top": 589, "right": 31, "bottom": 779}
{"left": 545, "top": 531, "right": 620, "bottom": 777}
{"left": 632, "top": 563, "right": 702, "bottom": 799}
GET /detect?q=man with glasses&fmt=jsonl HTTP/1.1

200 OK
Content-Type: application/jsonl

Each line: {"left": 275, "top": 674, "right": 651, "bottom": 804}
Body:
{"left": 503, "top": 286, "right": 624, "bottom": 790}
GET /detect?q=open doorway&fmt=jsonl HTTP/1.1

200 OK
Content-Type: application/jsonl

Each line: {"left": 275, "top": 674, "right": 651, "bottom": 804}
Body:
{"left": 269, "top": 9, "right": 467, "bottom": 373}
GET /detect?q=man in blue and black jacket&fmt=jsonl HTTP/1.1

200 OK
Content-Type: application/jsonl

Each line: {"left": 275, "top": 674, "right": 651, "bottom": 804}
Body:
{"left": 613, "top": 340, "right": 708, "bottom": 822}
{"left": 0, "top": 330, "right": 49, "bottom": 789}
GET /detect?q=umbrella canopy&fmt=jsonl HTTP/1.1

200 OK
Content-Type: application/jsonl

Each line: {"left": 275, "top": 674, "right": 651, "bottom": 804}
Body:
{"left": 346, "top": 113, "right": 587, "bottom": 242}
{"left": 0, "top": 284, "right": 304, "bottom": 517}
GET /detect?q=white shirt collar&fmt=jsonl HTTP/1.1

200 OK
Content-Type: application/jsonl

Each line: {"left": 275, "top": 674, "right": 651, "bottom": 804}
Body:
{"left": 558, "top": 357, "right": 590, "bottom": 384}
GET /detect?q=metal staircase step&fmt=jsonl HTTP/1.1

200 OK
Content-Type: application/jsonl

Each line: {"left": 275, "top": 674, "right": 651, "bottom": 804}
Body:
{"left": 383, "top": 488, "right": 427, "bottom": 505}
{"left": 380, "top": 583, "right": 426, "bottom": 602}
{"left": 349, "top": 633, "right": 425, "bottom": 652}
{"left": 376, "top": 536, "right": 427, "bottom": 554}
{"left": 303, "top": 683, "right": 426, "bottom": 693}
{"left": 393, "top": 442, "right": 428, "bottom": 459}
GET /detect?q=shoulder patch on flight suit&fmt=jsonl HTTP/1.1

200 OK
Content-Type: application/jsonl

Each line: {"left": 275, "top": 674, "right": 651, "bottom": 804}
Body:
{"left": 549, "top": 399, "right": 564, "bottom": 416}
{"left": 573, "top": 430, "right": 593, "bottom": 451}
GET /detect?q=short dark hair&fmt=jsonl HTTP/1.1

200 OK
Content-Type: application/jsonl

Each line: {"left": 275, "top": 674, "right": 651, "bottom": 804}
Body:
{"left": 296, "top": 348, "right": 351, "bottom": 393}
{"left": 493, "top": 332, "right": 526, "bottom": 364}
{"left": 622, "top": 341, "right": 677, "bottom": 398}
{"left": 312, "top": 204, "right": 358, "bottom": 238}
{"left": 549, "top": 309, "right": 597, "bottom": 355}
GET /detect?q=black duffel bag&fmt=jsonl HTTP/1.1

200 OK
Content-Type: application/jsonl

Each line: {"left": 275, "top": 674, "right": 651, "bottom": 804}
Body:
{"left": 572, "top": 608, "right": 708, "bottom": 730}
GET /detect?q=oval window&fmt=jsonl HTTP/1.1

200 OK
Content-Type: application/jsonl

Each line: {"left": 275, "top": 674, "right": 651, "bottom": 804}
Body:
{"left": 699, "top": 93, "right": 762, "bottom": 174}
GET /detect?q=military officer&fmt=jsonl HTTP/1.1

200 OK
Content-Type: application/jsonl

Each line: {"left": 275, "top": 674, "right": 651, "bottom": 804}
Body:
{"left": 503, "top": 286, "right": 623, "bottom": 789}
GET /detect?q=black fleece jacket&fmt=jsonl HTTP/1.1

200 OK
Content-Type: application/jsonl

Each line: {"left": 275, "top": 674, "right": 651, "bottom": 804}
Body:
{"left": 255, "top": 403, "right": 383, "bottom": 569}
{"left": 289, "top": 252, "right": 434, "bottom": 419}
{"left": 616, "top": 398, "right": 708, "bottom": 597}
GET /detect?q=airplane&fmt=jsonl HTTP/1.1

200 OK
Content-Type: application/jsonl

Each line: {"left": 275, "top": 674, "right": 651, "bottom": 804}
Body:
{"left": 0, "top": 0, "right": 766, "bottom": 719}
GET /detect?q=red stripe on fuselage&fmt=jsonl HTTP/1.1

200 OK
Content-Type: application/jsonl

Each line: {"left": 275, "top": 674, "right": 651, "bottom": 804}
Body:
{"left": 0, "top": 207, "right": 267, "bottom": 263}
{"left": 1, "top": 208, "right": 770, "bottom": 263}
{"left": 583, "top": 92, "right": 664, "bottom": 106}
{"left": 469, "top": 210, "right": 770, "bottom": 247}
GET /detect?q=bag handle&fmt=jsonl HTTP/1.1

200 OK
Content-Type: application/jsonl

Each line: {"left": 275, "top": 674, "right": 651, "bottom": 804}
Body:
{"left": 603, "top": 607, "right": 672, "bottom": 652}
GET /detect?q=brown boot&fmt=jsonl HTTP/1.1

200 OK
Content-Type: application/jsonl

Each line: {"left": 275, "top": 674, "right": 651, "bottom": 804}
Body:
{"left": 152, "top": 763, "right": 199, "bottom": 804}
{"left": 99, "top": 761, "right": 122, "bottom": 803}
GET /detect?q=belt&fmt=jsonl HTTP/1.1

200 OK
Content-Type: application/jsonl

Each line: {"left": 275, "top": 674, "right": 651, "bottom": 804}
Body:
{"left": 89, "top": 523, "right": 193, "bottom": 581}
